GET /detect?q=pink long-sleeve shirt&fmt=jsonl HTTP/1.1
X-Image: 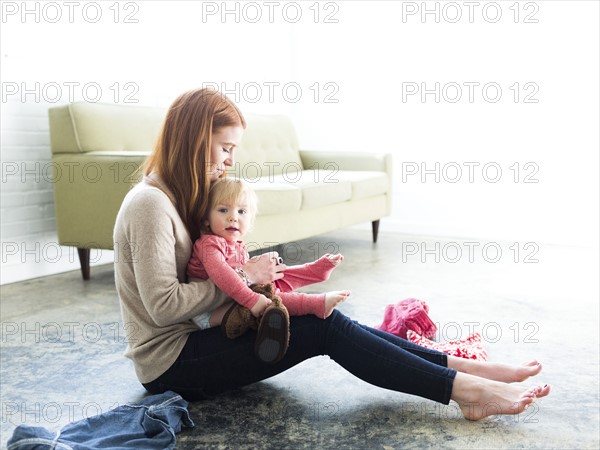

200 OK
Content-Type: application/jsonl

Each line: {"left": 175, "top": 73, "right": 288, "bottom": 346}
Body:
{"left": 187, "top": 234, "right": 329, "bottom": 318}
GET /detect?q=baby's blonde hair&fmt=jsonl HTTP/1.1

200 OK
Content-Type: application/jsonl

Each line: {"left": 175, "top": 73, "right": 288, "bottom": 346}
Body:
{"left": 202, "top": 178, "right": 258, "bottom": 233}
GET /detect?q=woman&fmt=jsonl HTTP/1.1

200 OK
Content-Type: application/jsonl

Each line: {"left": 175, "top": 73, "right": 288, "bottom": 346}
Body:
{"left": 113, "top": 88, "right": 550, "bottom": 420}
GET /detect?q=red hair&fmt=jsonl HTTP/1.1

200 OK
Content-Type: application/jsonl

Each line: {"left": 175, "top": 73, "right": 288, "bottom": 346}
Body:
{"left": 144, "top": 88, "right": 246, "bottom": 240}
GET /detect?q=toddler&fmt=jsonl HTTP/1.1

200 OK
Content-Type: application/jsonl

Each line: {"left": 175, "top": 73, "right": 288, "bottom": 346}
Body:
{"left": 187, "top": 178, "right": 350, "bottom": 362}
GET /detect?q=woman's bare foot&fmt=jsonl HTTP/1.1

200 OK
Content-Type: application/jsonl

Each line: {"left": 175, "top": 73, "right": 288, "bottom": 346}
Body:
{"left": 448, "top": 357, "right": 543, "bottom": 383}
{"left": 324, "top": 290, "right": 351, "bottom": 317}
{"left": 451, "top": 372, "right": 551, "bottom": 420}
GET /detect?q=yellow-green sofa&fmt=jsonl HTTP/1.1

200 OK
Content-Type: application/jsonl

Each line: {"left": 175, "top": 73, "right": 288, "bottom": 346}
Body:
{"left": 48, "top": 102, "right": 393, "bottom": 279}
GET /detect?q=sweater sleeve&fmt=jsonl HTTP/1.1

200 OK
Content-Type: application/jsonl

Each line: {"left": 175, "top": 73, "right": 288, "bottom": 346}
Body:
{"left": 116, "top": 188, "right": 226, "bottom": 327}
{"left": 195, "top": 236, "right": 261, "bottom": 309}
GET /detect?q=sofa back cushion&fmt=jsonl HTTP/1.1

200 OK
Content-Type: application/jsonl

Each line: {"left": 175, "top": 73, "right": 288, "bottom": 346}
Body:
{"left": 49, "top": 102, "right": 166, "bottom": 154}
{"left": 235, "top": 114, "right": 304, "bottom": 177}
{"left": 49, "top": 105, "right": 305, "bottom": 176}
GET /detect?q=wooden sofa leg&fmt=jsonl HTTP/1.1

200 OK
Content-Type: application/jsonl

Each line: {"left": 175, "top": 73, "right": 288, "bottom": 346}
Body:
{"left": 77, "top": 248, "right": 91, "bottom": 280}
{"left": 372, "top": 220, "right": 380, "bottom": 243}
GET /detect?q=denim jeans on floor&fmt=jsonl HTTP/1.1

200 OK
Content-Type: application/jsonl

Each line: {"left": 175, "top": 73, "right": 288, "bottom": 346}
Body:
{"left": 143, "top": 310, "right": 457, "bottom": 404}
{"left": 7, "top": 391, "right": 193, "bottom": 450}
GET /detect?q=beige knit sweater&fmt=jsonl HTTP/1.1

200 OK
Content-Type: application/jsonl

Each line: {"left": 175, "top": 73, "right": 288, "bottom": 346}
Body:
{"left": 113, "top": 176, "right": 229, "bottom": 383}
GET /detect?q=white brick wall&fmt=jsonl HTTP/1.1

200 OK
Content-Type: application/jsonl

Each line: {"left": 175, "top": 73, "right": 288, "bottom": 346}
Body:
{"left": 1, "top": 99, "right": 116, "bottom": 284}
{"left": 1, "top": 100, "right": 52, "bottom": 238}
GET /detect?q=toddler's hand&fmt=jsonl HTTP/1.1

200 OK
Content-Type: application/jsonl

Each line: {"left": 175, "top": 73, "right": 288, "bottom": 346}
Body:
{"left": 250, "top": 294, "right": 272, "bottom": 318}
{"left": 324, "top": 290, "right": 351, "bottom": 318}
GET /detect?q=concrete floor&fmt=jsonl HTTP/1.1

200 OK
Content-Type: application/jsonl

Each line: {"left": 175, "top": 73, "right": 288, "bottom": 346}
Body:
{"left": 1, "top": 230, "right": 599, "bottom": 449}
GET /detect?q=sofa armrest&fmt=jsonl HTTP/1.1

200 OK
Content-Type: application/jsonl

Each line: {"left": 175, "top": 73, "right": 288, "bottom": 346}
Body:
{"left": 51, "top": 152, "right": 148, "bottom": 249}
{"left": 299, "top": 150, "right": 392, "bottom": 174}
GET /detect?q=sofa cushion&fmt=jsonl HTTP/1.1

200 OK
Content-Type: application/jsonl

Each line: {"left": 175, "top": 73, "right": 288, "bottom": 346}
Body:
{"left": 269, "top": 170, "right": 352, "bottom": 210}
{"left": 337, "top": 171, "right": 390, "bottom": 200}
{"left": 235, "top": 114, "right": 304, "bottom": 178}
{"left": 250, "top": 181, "right": 302, "bottom": 216}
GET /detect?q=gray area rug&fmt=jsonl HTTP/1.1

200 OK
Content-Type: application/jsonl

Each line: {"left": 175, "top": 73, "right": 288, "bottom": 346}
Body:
{"left": 1, "top": 230, "right": 598, "bottom": 449}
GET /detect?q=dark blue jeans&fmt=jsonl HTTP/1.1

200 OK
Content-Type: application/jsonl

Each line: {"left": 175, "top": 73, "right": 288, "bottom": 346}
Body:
{"left": 143, "top": 310, "right": 457, "bottom": 404}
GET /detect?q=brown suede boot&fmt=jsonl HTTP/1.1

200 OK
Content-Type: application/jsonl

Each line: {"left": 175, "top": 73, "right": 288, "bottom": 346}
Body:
{"left": 252, "top": 283, "right": 290, "bottom": 364}
{"left": 221, "top": 302, "right": 258, "bottom": 339}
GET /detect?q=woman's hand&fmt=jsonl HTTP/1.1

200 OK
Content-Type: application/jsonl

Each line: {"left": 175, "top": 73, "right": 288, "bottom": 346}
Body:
{"left": 243, "top": 251, "right": 287, "bottom": 285}
{"left": 250, "top": 294, "right": 272, "bottom": 318}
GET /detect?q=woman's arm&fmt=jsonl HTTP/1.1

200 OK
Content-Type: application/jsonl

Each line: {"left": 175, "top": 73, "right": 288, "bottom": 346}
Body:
{"left": 116, "top": 189, "right": 227, "bottom": 327}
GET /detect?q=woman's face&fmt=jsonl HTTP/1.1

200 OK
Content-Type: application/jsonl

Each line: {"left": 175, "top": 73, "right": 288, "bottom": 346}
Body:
{"left": 208, "top": 126, "right": 244, "bottom": 181}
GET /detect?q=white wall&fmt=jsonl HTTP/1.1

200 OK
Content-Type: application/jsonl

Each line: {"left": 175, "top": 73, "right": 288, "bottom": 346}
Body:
{"left": 1, "top": 1, "right": 598, "bottom": 284}
{"left": 0, "top": 1, "right": 297, "bottom": 283}
{"left": 288, "top": 1, "right": 599, "bottom": 246}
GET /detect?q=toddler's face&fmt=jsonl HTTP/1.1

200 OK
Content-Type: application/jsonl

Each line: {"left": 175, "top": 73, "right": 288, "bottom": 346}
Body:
{"left": 206, "top": 197, "right": 252, "bottom": 242}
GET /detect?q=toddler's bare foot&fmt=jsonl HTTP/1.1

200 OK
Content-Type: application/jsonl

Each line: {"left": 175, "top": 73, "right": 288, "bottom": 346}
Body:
{"left": 326, "top": 253, "right": 344, "bottom": 265}
{"left": 452, "top": 373, "right": 551, "bottom": 421}
{"left": 450, "top": 357, "right": 543, "bottom": 383}
{"left": 324, "top": 290, "right": 351, "bottom": 317}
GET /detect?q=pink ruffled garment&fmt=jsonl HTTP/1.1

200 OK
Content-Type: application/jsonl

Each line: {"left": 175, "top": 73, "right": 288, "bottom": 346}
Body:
{"left": 376, "top": 298, "right": 487, "bottom": 361}
{"left": 407, "top": 330, "right": 488, "bottom": 361}
{"left": 376, "top": 298, "right": 437, "bottom": 339}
